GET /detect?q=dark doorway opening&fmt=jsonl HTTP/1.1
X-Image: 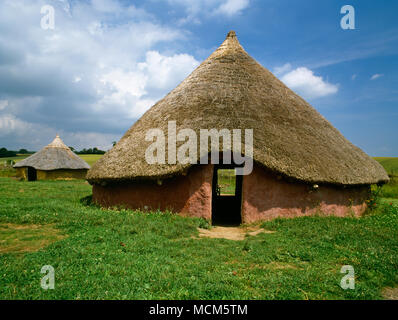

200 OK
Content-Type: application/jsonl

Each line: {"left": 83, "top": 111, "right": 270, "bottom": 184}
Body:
{"left": 27, "top": 167, "right": 37, "bottom": 181}
{"left": 212, "top": 164, "right": 243, "bottom": 226}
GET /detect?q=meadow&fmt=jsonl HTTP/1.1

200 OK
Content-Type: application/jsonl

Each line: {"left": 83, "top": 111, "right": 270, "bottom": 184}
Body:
{"left": 374, "top": 157, "right": 398, "bottom": 177}
{"left": 0, "top": 156, "right": 397, "bottom": 299}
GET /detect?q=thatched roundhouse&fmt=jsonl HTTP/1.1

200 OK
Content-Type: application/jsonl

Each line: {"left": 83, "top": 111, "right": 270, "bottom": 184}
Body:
{"left": 87, "top": 31, "right": 388, "bottom": 224}
{"left": 14, "top": 135, "right": 90, "bottom": 181}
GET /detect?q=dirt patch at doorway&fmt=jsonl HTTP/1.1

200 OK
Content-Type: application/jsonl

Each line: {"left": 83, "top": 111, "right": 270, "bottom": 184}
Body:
{"left": 382, "top": 287, "right": 398, "bottom": 300}
{"left": 197, "top": 226, "right": 275, "bottom": 241}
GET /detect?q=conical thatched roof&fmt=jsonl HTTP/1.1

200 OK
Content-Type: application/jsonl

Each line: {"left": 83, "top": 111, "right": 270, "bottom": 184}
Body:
{"left": 87, "top": 31, "right": 388, "bottom": 185}
{"left": 14, "top": 135, "right": 90, "bottom": 170}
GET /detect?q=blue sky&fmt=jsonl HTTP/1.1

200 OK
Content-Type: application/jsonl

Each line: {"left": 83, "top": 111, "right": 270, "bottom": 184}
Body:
{"left": 0, "top": 0, "right": 397, "bottom": 156}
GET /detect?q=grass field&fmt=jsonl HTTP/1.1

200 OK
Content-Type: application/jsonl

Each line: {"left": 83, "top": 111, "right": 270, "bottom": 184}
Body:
{"left": 0, "top": 155, "right": 33, "bottom": 163}
{"left": 77, "top": 154, "right": 103, "bottom": 167}
{"left": 0, "top": 156, "right": 397, "bottom": 299}
{"left": 374, "top": 157, "right": 398, "bottom": 177}
{"left": 217, "top": 169, "right": 236, "bottom": 195}
{"left": 0, "top": 177, "right": 397, "bottom": 299}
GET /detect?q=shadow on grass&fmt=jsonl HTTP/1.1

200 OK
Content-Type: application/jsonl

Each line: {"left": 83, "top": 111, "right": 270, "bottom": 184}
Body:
{"left": 79, "top": 194, "right": 98, "bottom": 208}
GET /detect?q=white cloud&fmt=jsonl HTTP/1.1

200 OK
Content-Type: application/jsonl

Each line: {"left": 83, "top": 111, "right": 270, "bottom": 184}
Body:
{"left": 138, "top": 51, "right": 199, "bottom": 90}
{"left": 0, "top": 100, "right": 8, "bottom": 111}
{"left": 0, "top": 0, "right": 199, "bottom": 150}
{"left": 216, "top": 0, "right": 250, "bottom": 16}
{"left": 98, "top": 51, "right": 199, "bottom": 118}
{"left": 100, "top": 69, "right": 148, "bottom": 99}
{"left": 0, "top": 114, "right": 30, "bottom": 135}
{"left": 351, "top": 74, "right": 357, "bottom": 80}
{"left": 273, "top": 63, "right": 292, "bottom": 76}
{"left": 56, "top": 0, "right": 71, "bottom": 14}
{"left": 167, "top": 0, "right": 250, "bottom": 24}
{"left": 370, "top": 74, "right": 383, "bottom": 80}
{"left": 91, "top": 0, "right": 122, "bottom": 13}
{"left": 0, "top": 113, "right": 118, "bottom": 151}
{"left": 280, "top": 67, "right": 338, "bottom": 99}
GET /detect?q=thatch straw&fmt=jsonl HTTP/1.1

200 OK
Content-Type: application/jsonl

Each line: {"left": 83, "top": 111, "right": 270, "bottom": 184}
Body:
{"left": 87, "top": 31, "right": 388, "bottom": 185}
{"left": 14, "top": 135, "right": 90, "bottom": 170}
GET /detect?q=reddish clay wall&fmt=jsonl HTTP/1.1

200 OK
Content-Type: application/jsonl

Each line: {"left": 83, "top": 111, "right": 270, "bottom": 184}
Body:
{"left": 92, "top": 163, "right": 370, "bottom": 223}
{"left": 92, "top": 164, "right": 213, "bottom": 219}
{"left": 241, "top": 164, "right": 370, "bottom": 223}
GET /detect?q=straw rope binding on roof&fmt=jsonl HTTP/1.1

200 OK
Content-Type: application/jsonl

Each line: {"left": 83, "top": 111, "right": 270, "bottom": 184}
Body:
{"left": 87, "top": 31, "right": 388, "bottom": 186}
{"left": 14, "top": 135, "right": 90, "bottom": 170}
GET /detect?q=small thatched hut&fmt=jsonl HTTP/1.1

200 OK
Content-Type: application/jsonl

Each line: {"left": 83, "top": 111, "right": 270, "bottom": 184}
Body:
{"left": 14, "top": 135, "right": 90, "bottom": 181}
{"left": 87, "top": 31, "right": 388, "bottom": 224}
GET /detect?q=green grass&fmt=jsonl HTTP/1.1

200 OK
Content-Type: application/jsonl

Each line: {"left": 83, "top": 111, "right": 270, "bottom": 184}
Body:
{"left": 0, "top": 177, "right": 397, "bottom": 299}
{"left": 78, "top": 154, "right": 103, "bottom": 167}
{"left": 0, "top": 155, "right": 31, "bottom": 163}
{"left": 372, "top": 157, "right": 398, "bottom": 198}
{"left": 217, "top": 169, "right": 236, "bottom": 195}
{"left": 376, "top": 177, "right": 398, "bottom": 199}
{"left": 374, "top": 157, "right": 398, "bottom": 177}
{"left": 0, "top": 164, "right": 17, "bottom": 178}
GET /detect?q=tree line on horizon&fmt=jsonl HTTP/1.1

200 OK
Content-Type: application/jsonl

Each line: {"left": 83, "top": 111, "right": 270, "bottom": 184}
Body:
{"left": 0, "top": 148, "right": 30, "bottom": 158}
{"left": 69, "top": 147, "right": 106, "bottom": 155}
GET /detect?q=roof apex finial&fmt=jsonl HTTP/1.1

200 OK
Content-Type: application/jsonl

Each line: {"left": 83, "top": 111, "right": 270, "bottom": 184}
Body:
{"left": 226, "top": 30, "right": 236, "bottom": 39}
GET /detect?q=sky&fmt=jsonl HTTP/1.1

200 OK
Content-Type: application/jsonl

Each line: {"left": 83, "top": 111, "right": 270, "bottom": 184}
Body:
{"left": 0, "top": 0, "right": 397, "bottom": 156}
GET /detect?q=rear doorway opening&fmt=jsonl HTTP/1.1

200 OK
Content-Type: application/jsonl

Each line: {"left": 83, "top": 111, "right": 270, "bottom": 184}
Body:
{"left": 27, "top": 167, "right": 37, "bottom": 181}
{"left": 211, "top": 165, "right": 243, "bottom": 226}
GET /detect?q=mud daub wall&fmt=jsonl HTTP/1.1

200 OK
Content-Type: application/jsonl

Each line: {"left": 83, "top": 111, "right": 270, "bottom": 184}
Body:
{"left": 92, "top": 163, "right": 370, "bottom": 222}
{"left": 92, "top": 164, "right": 213, "bottom": 219}
{"left": 37, "top": 169, "right": 88, "bottom": 180}
{"left": 241, "top": 164, "right": 370, "bottom": 223}
{"left": 15, "top": 167, "right": 27, "bottom": 180}
{"left": 16, "top": 168, "right": 88, "bottom": 180}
